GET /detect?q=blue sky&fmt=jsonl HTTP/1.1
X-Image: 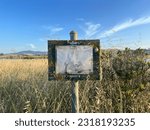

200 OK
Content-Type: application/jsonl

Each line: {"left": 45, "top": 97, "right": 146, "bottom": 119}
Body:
{"left": 0, "top": 0, "right": 150, "bottom": 53}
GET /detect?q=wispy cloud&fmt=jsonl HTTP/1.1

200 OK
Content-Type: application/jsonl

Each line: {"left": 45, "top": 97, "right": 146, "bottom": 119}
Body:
{"left": 39, "top": 35, "right": 60, "bottom": 41}
{"left": 40, "top": 25, "right": 63, "bottom": 41}
{"left": 39, "top": 38, "right": 48, "bottom": 42}
{"left": 76, "top": 18, "right": 85, "bottom": 21}
{"left": 50, "top": 27, "right": 63, "bottom": 33}
{"left": 28, "top": 44, "right": 36, "bottom": 49}
{"left": 43, "top": 25, "right": 64, "bottom": 34}
{"left": 100, "top": 16, "right": 150, "bottom": 38}
{"left": 82, "top": 22, "right": 101, "bottom": 38}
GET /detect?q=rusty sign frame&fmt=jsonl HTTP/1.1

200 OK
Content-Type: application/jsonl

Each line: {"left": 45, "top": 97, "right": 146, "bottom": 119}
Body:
{"left": 48, "top": 40, "right": 100, "bottom": 80}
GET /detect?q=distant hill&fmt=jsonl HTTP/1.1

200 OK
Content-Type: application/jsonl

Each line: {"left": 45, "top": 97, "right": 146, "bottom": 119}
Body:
{"left": 13, "top": 50, "right": 47, "bottom": 55}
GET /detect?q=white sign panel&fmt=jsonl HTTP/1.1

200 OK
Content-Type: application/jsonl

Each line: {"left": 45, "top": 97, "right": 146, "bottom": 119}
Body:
{"left": 56, "top": 45, "right": 93, "bottom": 74}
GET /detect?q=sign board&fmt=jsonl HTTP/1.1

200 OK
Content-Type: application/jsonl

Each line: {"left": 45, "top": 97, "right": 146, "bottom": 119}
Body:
{"left": 48, "top": 40, "right": 100, "bottom": 80}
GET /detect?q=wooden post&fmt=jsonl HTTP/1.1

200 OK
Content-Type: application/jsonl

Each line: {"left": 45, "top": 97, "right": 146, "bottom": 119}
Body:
{"left": 70, "top": 31, "right": 79, "bottom": 113}
{"left": 71, "top": 80, "right": 79, "bottom": 113}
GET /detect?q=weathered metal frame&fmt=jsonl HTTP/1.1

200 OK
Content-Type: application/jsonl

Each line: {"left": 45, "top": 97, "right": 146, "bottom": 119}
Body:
{"left": 48, "top": 40, "right": 100, "bottom": 80}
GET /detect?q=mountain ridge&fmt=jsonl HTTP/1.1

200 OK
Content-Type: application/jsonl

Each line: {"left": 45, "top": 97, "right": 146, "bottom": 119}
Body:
{"left": 11, "top": 50, "right": 47, "bottom": 55}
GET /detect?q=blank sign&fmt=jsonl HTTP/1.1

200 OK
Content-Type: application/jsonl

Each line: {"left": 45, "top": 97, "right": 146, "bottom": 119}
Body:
{"left": 56, "top": 45, "right": 93, "bottom": 74}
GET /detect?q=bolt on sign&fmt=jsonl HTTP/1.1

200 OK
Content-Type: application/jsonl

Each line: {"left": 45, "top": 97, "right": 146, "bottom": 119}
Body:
{"left": 48, "top": 40, "right": 100, "bottom": 80}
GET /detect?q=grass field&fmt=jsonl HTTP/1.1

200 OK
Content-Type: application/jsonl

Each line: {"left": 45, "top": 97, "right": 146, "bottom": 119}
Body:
{"left": 0, "top": 49, "right": 150, "bottom": 113}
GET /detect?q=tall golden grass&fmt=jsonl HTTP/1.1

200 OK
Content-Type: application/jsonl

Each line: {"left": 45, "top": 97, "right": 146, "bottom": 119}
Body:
{"left": 0, "top": 49, "right": 150, "bottom": 113}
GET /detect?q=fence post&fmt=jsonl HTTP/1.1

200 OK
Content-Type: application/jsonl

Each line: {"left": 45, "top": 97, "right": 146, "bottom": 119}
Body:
{"left": 70, "top": 31, "right": 79, "bottom": 113}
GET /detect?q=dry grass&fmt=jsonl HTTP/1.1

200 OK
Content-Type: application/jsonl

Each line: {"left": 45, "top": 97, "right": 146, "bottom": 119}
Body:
{"left": 0, "top": 49, "right": 150, "bottom": 113}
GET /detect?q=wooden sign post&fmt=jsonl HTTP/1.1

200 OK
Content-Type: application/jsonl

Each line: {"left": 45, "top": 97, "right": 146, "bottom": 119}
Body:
{"left": 48, "top": 31, "right": 101, "bottom": 113}
{"left": 70, "top": 31, "right": 79, "bottom": 113}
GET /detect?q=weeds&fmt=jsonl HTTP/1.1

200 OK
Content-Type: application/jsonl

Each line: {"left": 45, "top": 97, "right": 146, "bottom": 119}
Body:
{"left": 0, "top": 49, "right": 149, "bottom": 113}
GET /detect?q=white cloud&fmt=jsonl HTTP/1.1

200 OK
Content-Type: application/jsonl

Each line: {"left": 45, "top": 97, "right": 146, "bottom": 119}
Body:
{"left": 76, "top": 18, "right": 85, "bottom": 21}
{"left": 43, "top": 25, "right": 64, "bottom": 34}
{"left": 51, "top": 27, "right": 63, "bottom": 33}
{"left": 100, "top": 16, "right": 150, "bottom": 38}
{"left": 82, "top": 22, "right": 101, "bottom": 38}
{"left": 39, "top": 38, "right": 46, "bottom": 42}
{"left": 40, "top": 25, "right": 63, "bottom": 41}
{"left": 28, "top": 44, "right": 36, "bottom": 49}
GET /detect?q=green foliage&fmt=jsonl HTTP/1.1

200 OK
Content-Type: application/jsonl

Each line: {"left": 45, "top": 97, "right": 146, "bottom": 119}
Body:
{"left": 113, "top": 48, "right": 148, "bottom": 80}
{"left": 110, "top": 48, "right": 150, "bottom": 112}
